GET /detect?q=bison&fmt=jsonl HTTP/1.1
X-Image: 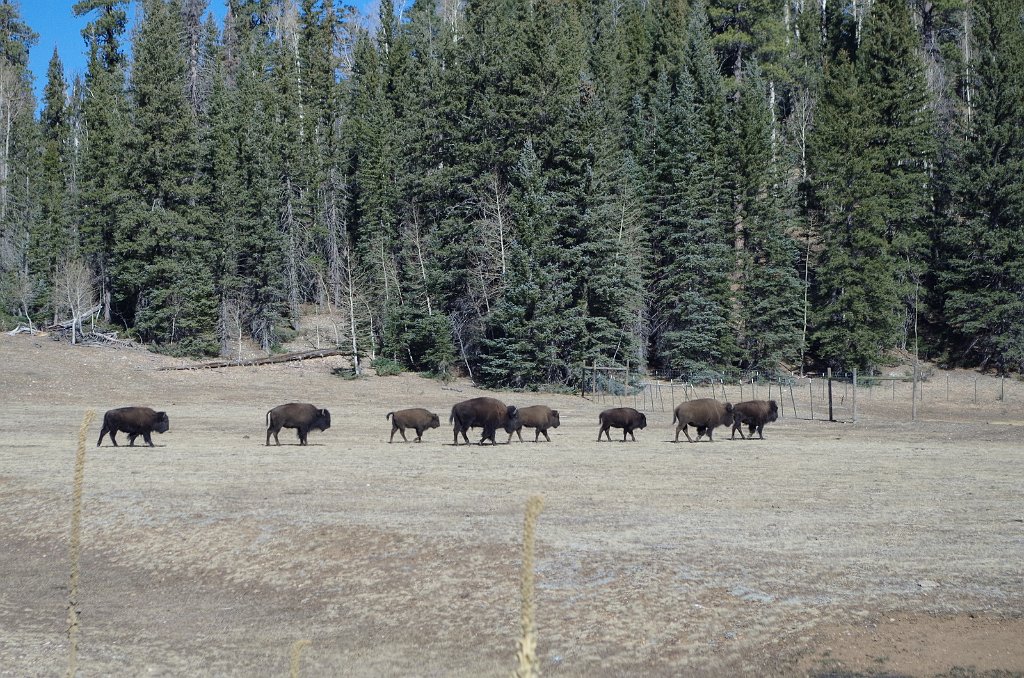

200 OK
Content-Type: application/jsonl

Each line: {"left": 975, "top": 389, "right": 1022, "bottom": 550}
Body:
{"left": 266, "top": 403, "right": 331, "bottom": 446}
{"left": 673, "top": 398, "right": 734, "bottom": 443}
{"left": 507, "top": 405, "right": 560, "bottom": 443}
{"left": 97, "top": 407, "right": 169, "bottom": 447}
{"left": 449, "top": 397, "right": 520, "bottom": 445}
{"left": 387, "top": 408, "right": 441, "bottom": 443}
{"left": 598, "top": 407, "right": 647, "bottom": 442}
{"left": 731, "top": 400, "right": 778, "bottom": 440}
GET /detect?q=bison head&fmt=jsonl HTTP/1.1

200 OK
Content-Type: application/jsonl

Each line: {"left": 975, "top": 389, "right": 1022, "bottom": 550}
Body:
{"left": 154, "top": 412, "right": 170, "bottom": 433}
{"left": 315, "top": 408, "right": 331, "bottom": 431}
{"left": 503, "top": 405, "right": 521, "bottom": 433}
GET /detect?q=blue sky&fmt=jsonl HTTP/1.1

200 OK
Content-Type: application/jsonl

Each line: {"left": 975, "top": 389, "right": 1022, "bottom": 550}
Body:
{"left": 23, "top": 1, "right": 224, "bottom": 105}
{"left": 22, "top": 1, "right": 381, "bottom": 109}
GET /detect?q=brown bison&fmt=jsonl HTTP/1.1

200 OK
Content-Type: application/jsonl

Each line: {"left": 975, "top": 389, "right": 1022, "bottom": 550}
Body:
{"left": 266, "top": 403, "right": 331, "bottom": 446}
{"left": 598, "top": 407, "right": 647, "bottom": 442}
{"left": 97, "top": 407, "right": 169, "bottom": 447}
{"left": 507, "top": 405, "right": 561, "bottom": 442}
{"left": 673, "top": 398, "right": 734, "bottom": 442}
{"left": 731, "top": 400, "right": 778, "bottom": 440}
{"left": 387, "top": 408, "right": 441, "bottom": 443}
{"left": 450, "top": 397, "right": 520, "bottom": 445}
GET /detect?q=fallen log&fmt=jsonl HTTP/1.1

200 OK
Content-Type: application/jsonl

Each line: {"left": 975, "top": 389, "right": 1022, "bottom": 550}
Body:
{"left": 159, "top": 348, "right": 350, "bottom": 371}
{"left": 46, "top": 304, "right": 102, "bottom": 332}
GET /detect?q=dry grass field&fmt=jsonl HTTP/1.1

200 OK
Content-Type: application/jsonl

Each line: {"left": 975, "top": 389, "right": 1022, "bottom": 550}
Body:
{"left": 1, "top": 334, "right": 1022, "bottom": 677}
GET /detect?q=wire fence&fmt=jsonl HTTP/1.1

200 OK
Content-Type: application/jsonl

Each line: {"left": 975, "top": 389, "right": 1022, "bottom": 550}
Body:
{"left": 581, "top": 364, "right": 1021, "bottom": 423}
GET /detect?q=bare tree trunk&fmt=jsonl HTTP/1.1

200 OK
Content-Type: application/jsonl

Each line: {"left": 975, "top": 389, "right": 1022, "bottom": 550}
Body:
{"left": 492, "top": 176, "right": 507, "bottom": 277}
{"left": 284, "top": 179, "right": 301, "bottom": 326}
{"left": 411, "top": 209, "right": 434, "bottom": 316}
{"left": 325, "top": 174, "right": 344, "bottom": 307}
{"left": 344, "top": 241, "right": 360, "bottom": 374}
{"left": 963, "top": 10, "right": 972, "bottom": 130}
{"left": 800, "top": 228, "right": 811, "bottom": 376}
{"left": 0, "top": 78, "right": 12, "bottom": 224}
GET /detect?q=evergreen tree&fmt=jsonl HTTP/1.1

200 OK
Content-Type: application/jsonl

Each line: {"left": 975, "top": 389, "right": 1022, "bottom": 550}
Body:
{"left": 74, "top": 0, "right": 131, "bottom": 322}
{"left": 728, "top": 69, "right": 802, "bottom": 370}
{"left": 807, "top": 0, "right": 935, "bottom": 370}
{"left": 117, "top": 0, "right": 217, "bottom": 353}
{"left": 937, "top": 0, "right": 1024, "bottom": 372}
{"left": 0, "top": 0, "right": 39, "bottom": 323}
{"left": 29, "top": 49, "right": 75, "bottom": 320}
{"left": 648, "top": 3, "right": 736, "bottom": 375}
{"left": 707, "top": 0, "right": 788, "bottom": 83}
{"left": 211, "top": 0, "right": 287, "bottom": 351}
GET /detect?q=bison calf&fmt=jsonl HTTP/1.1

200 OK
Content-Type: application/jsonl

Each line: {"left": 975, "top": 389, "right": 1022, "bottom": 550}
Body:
{"left": 387, "top": 408, "right": 440, "bottom": 443}
{"left": 266, "top": 403, "right": 331, "bottom": 446}
{"left": 673, "top": 398, "right": 733, "bottom": 443}
{"left": 598, "top": 407, "right": 647, "bottom": 442}
{"left": 731, "top": 400, "right": 778, "bottom": 440}
{"left": 507, "top": 405, "right": 560, "bottom": 443}
{"left": 450, "top": 397, "right": 520, "bottom": 445}
{"left": 97, "top": 407, "right": 169, "bottom": 447}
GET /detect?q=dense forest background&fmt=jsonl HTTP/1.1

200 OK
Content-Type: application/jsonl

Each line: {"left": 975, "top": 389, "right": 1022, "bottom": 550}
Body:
{"left": 0, "top": 0, "right": 1021, "bottom": 385}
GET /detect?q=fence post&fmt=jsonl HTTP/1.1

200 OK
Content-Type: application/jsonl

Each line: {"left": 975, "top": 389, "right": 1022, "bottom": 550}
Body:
{"left": 827, "top": 367, "right": 834, "bottom": 422}
{"left": 852, "top": 368, "right": 857, "bottom": 423}
{"left": 809, "top": 378, "right": 814, "bottom": 420}
{"left": 670, "top": 380, "right": 675, "bottom": 411}
{"left": 1000, "top": 375, "right": 1005, "bottom": 401}
{"left": 974, "top": 378, "right": 978, "bottom": 404}
{"left": 789, "top": 382, "right": 798, "bottom": 419}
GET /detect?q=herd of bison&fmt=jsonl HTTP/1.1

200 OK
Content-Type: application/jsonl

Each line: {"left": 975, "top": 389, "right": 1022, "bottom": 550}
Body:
{"left": 96, "top": 396, "right": 780, "bottom": 449}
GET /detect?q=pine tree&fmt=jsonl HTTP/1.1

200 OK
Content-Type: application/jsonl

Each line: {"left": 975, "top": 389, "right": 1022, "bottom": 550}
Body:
{"left": 74, "top": 0, "right": 131, "bottom": 323}
{"left": 937, "top": 0, "right": 1024, "bottom": 372}
{"left": 648, "top": 3, "right": 736, "bottom": 376}
{"left": 807, "top": 0, "right": 935, "bottom": 370}
{"left": 0, "top": 0, "right": 39, "bottom": 324}
{"left": 211, "top": 0, "right": 287, "bottom": 351}
{"left": 117, "top": 0, "right": 217, "bottom": 354}
{"left": 29, "top": 49, "right": 75, "bottom": 320}
{"left": 727, "top": 69, "right": 802, "bottom": 370}
{"left": 707, "top": 0, "right": 788, "bottom": 83}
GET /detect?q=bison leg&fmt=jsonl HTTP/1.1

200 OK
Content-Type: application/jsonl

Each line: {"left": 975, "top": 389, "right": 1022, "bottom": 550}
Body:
{"left": 143, "top": 432, "right": 154, "bottom": 447}
{"left": 676, "top": 425, "right": 694, "bottom": 443}
{"left": 97, "top": 426, "right": 109, "bottom": 447}
{"left": 626, "top": 428, "right": 637, "bottom": 442}
{"left": 539, "top": 429, "right": 550, "bottom": 443}
{"left": 298, "top": 427, "right": 308, "bottom": 445}
{"left": 732, "top": 422, "right": 746, "bottom": 440}
{"left": 127, "top": 433, "right": 139, "bottom": 447}
{"left": 756, "top": 425, "right": 764, "bottom": 440}
{"left": 108, "top": 430, "right": 119, "bottom": 447}
{"left": 454, "top": 426, "right": 470, "bottom": 445}
{"left": 413, "top": 427, "right": 424, "bottom": 442}
{"left": 597, "top": 425, "right": 610, "bottom": 442}
{"left": 267, "top": 426, "right": 281, "bottom": 446}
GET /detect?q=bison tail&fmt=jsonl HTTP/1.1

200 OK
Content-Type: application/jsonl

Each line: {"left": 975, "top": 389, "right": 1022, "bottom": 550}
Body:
{"left": 386, "top": 412, "right": 393, "bottom": 420}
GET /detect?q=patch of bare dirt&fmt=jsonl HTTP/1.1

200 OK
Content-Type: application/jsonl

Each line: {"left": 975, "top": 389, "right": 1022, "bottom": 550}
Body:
{"left": 1, "top": 334, "right": 1022, "bottom": 677}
